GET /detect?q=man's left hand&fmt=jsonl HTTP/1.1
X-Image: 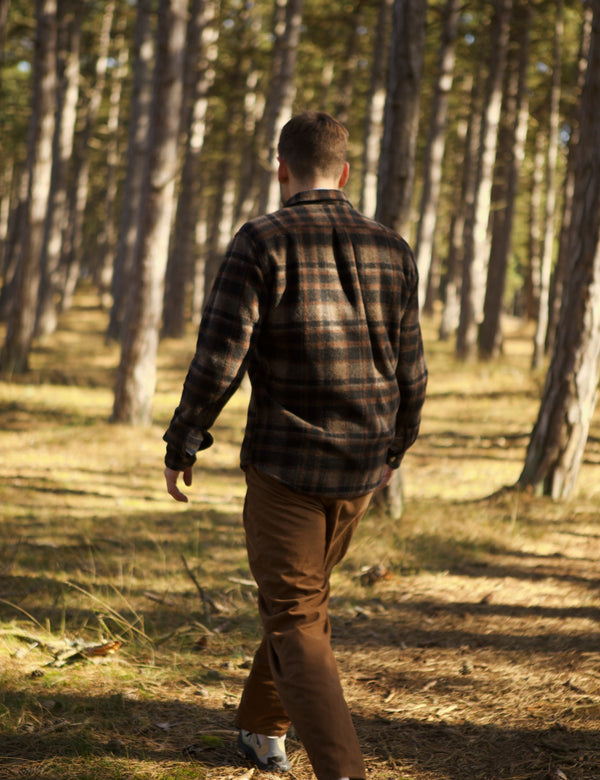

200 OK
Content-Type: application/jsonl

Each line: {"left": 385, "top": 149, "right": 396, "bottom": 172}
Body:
{"left": 164, "top": 466, "right": 193, "bottom": 502}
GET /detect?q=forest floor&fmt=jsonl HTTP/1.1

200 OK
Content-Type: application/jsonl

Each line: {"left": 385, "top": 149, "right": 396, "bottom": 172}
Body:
{"left": 1, "top": 289, "right": 599, "bottom": 780}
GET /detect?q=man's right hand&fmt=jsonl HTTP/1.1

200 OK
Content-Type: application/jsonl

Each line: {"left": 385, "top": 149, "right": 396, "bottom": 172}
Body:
{"left": 378, "top": 464, "right": 394, "bottom": 490}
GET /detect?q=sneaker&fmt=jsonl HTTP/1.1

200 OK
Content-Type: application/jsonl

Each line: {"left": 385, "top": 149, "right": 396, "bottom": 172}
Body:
{"left": 238, "top": 729, "right": 291, "bottom": 772}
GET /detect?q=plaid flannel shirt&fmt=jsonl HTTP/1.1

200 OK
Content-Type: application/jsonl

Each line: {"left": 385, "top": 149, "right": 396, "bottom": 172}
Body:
{"left": 164, "top": 189, "right": 427, "bottom": 497}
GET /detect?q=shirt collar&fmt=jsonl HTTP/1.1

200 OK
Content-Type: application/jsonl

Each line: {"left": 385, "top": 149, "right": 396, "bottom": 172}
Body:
{"left": 283, "top": 189, "right": 350, "bottom": 208}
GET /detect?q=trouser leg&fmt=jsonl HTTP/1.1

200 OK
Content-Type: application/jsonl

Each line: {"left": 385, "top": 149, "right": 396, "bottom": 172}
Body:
{"left": 235, "top": 466, "right": 372, "bottom": 780}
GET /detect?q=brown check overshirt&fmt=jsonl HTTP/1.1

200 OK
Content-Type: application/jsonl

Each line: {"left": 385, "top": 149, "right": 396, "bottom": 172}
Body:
{"left": 164, "top": 189, "right": 427, "bottom": 497}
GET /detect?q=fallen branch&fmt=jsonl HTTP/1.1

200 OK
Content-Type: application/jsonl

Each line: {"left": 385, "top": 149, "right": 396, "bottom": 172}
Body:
{"left": 181, "top": 554, "right": 211, "bottom": 621}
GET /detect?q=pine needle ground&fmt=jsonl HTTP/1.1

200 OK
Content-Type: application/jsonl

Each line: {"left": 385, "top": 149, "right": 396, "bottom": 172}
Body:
{"left": 1, "top": 291, "right": 599, "bottom": 780}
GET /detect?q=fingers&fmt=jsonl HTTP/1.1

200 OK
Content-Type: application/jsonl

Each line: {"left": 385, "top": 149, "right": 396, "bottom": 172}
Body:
{"left": 378, "top": 464, "right": 394, "bottom": 490}
{"left": 164, "top": 467, "right": 189, "bottom": 503}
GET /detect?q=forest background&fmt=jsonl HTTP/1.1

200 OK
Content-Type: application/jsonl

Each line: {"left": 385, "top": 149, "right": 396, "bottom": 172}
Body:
{"left": 1, "top": 0, "right": 600, "bottom": 497}
{"left": 1, "top": 1, "right": 600, "bottom": 778}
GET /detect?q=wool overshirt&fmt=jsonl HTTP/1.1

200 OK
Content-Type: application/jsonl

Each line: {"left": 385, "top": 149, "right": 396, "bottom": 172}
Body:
{"left": 164, "top": 189, "right": 428, "bottom": 497}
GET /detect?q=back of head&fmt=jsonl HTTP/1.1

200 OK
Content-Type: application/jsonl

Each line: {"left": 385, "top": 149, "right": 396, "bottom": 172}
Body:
{"left": 278, "top": 111, "right": 348, "bottom": 183}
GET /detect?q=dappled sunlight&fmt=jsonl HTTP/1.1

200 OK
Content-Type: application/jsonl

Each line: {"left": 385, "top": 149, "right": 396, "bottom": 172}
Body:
{"left": 1, "top": 292, "right": 600, "bottom": 779}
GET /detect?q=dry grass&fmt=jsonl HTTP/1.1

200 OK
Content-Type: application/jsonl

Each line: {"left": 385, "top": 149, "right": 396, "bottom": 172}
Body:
{"left": 1, "top": 291, "right": 599, "bottom": 780}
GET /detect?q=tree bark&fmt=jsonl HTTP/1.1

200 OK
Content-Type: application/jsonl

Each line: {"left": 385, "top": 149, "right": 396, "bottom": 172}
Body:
{"left": 257, "top": 0, "right": 305, "bottom": 216}
{"left": 517, "top": 0, "right": 600, "bottom": 499}
{"left": 106, "top": 0, "right": 155, "bottom": 342}
{"left": 358, "top": 0, "right": 393, "bottom": 219}
{"left": 546, "top": 2, "right": 593, "bottom": 355}
{"left": 162, "top": 0, "right": 219, "bottom": 338}
{"left": 112, "top": 0, "right": 189, "bottom": 425}
{"left": 478, "top": 0, "right": 530, "bottom": 358}
{"left": 0, "top": 0, "right": 9, "bottom": 77}
{"left": 0, "top": 0, "right": 57, "bottom": 376}
{"left": 375, "top": 0, "right": 427, "bottom": 517}
{"left": 455, "top": 71, "right": 484, "bottom": 359}
{"left": 376, "top": 0, "right": 428, "bottom": 235}
{"left": 36, "top": 6, "right": 81, "bottom": 338}
{"left": 456, "top": 0, "right": 512, "bottom": 361}
{"left": 60, "top": 0, "right": 115, "bottom": 314}
{"left": 414, "top": 0, "right": 459, "bottom": 309}
{"left": 94, "top": 15, "right": 130, "bottom": 306}
{"left": 531, "top": 0, "right": 563, "bottom": 369}
{"left": 439, "top": 74, "right": 472, "bottom": 341}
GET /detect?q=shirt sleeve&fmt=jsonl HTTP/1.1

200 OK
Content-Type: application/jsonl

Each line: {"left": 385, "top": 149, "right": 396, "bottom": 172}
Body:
{"left": 163, "top": 227, "right": 265, "bottom": 471}
{"left": 386, "top": 265, "right": 428, "bottom": 469}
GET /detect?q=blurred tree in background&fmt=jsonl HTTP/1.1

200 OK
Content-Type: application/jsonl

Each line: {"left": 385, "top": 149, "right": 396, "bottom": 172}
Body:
{"left": 1, "top": 0, "right": 599, "bottom": 499}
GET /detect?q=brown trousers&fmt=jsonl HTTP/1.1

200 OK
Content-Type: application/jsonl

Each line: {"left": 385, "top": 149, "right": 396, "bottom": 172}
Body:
{"left": 235, "top": 466, "right": 373, "bottom": 780}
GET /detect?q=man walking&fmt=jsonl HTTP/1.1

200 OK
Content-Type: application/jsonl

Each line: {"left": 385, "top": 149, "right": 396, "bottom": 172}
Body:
{"left": 164, "top": 111, "right": 427, "bottom": 780}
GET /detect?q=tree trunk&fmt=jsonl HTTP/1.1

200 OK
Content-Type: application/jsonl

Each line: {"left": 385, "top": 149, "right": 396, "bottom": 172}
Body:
{"left": 546, "top": 2, "right": 593, "bottom": 356}
{"left": 36, "top": 7, "right": 81, "bottom": 338}
{"left": 94, "top": 15, "right": 129, "bottom": 307}
{"left": 358, "top": 0, "right": 393, "bottom": 219}
{"left": 0, "top": 0, "right": 57, "bottom": 376}
{"left": 455, "top": 71, "right": 483, "bottom": 359}
{"left": 112, "top": 0, "right": 189, "bottom": 425}
{"left": 414, "top": 0, "right": 459, "bottom": 309}
{"left": 376, "top": 0, "right": 428, "bottom": 235}
{"left": 257, "top": 0, "right": 305, "bottom": 216}
{"left": 162, "top": 0, "right": 219, "bottom": 338}
{"left": 457, "top": 0, "right": 512, "bottom": 361}
{"left": 60, "top": 0, "right": 115, "bottom": 314}
{"left": 478, "top": 0, "right": 530, "bottom": 358}
{"left": 375, "top": 0, "right": 427, "bottom": 517}
{"left": 0, "top": 0, "right": 9, "bottom": 76}
{"left": 106, "top": 0, "right": 155, "bottom": 342}
{"left": 438, "top": 87, "right": 469, "bottom": 341}
{"left": 0, "top": 166, "right": 28, "bottom": 321}
{"left": 525, "top": 129, "right": 544, "bottom": 322}
{"left": 531, "top": 0, "right": 563, "bottom": 369}
{"left": 517, "top": 0, "right": 600, "bottom": 499}
{"left": 334, "top": 0, "right": 363, "bottom": 127}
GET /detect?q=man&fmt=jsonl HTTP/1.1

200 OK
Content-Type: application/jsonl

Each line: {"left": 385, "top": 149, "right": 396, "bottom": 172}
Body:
{"left": 164, "top": 111, "right": 427, "bottom": 780}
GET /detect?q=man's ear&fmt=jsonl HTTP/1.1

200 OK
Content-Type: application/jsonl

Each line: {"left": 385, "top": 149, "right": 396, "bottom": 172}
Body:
{"left": 278, "top": 157, "right": 290, "bottom": 183}
{"left": 338, "top": 161, "right": 350, "bottom": 188}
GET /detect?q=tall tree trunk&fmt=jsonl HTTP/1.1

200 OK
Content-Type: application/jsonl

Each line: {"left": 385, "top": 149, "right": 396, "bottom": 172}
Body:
{"left": 112, "top": 0, "right": 188, "bottom": 425}
{"left": 455, "top": 71, "right": 484, "bottom": 359}
{"left": 0, "top": 0, "right": 9, "bottom": 77}
{"left": 0, "top": 166, "right": 28, "bottom": 320}
{"left": 36, "top": 7, "right": 81, "bottom": 338}
{"left": 478, "top": 0, "right": 531, "bottom": 358}
{"left": 525, "top": 129, "right": 545, "bottom": 322}
{"left": 0, "top": 0, "right": 57, "bottom": 376}
{"left": 439, "top": 74, "right": 473, "bottom": 341}
{"left": 334, "top": 0, "right": 363, "bottom": 126}
{"left": 517, "top": 0, "right": 600, "bottom": 499}
{"left": 414, "top": 0, "right": 459, "bottom": 309}
{"left": 456, "top": 0, "right": 512, "bottom": 361}
{"left": 162, "top": 0, "right": 219, "bottom": 338}
{"left": 376, "top": 0, "right": 428, "bottom": 235}
{"left": 546, "top": 2, "right": 593, "bottom": 356}
{"left": 60, "top": 0, "right": 115, "bottom": 314}
{"left": 106, "top": 0, "right": 155, "bottom": 342}
{"left": 95, "top": 15, "right": 129, "bottom": 306}
{"left": 375, "top": 0, "right": 427, "bottom": 518}
{"left": 358, "top": 0, "right": 393, "bottom": 218}
{"left": 0, "top": 164, "right": 11, "bottom": 249}
{"left": 257, "top": 0, "right": 305, "bottom": 216}
{"left": 531, "top": 0, "right": 563, "bottom": 369}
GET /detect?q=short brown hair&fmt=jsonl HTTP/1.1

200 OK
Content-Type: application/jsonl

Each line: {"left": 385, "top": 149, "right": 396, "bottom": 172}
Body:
{"left": 277, "top": 111, "right": 348, "bottom": 182}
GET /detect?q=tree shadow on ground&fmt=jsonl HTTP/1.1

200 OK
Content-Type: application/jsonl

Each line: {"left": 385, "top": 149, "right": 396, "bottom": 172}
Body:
{"left": 1, "top": 687, "right": 598, "bottom": 779}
